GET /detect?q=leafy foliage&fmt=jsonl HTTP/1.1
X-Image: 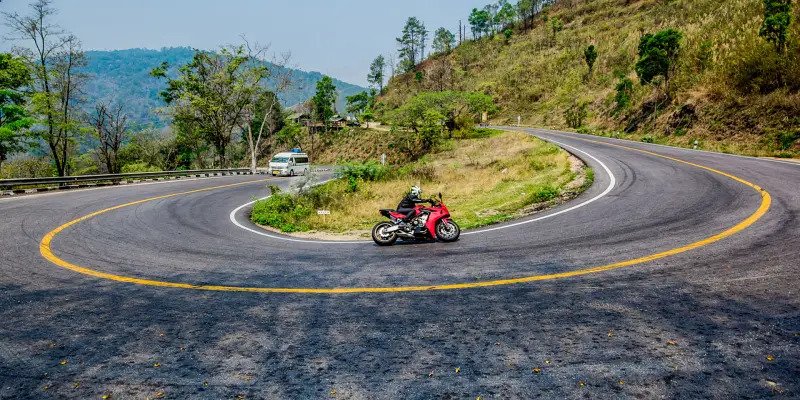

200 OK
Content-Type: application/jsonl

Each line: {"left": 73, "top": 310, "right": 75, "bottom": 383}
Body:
{"left": 397, "top": 17, "right": 428, "bottom": 72}
{"left": 614, "top": 77, "right": 634, "bottom": 111}
{"left": 635, "top": 29, "right": 683, "bottom": 88}
{"left": 312, "top": 75, "right": 337, "bottom": 131}
{"left": 152, "top": 46, "right": 266, "bottom": 167}
{"left": 0, "top": 53, "right": 33, "bottom": 167}
{"left": 584, "top": 45, "right": 598, "bottom": 75}
{"left": 760, "top": 0, "right": 792, "bottom": 53}
{"left": 432, "top": 28, "right": 456, "bottom": 55}
{"left": 367, "top": 55, "right": 386, "bottom": 91}
{"left": 564, "top": 101, "right": 588, "bottom": 128}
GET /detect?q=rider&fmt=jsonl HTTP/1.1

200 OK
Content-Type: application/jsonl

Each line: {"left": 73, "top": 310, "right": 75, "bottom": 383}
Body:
{"left": 396, "top": 185, "right": 430, "bottom": 228}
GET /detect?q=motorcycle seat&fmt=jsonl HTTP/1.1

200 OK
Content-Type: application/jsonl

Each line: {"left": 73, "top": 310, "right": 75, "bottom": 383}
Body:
{"left": 380, "top": 209, "right": 396, "bottom": 213}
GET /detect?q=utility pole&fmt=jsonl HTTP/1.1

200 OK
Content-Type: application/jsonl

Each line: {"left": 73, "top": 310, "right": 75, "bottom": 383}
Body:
{"left": 459, "top": 20, "right": 463, "bottom": 44}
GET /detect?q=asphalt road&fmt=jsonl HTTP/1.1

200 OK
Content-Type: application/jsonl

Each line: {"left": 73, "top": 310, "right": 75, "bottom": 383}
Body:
{"left": 1, "top": 128, "right": 798, "bottom": 399}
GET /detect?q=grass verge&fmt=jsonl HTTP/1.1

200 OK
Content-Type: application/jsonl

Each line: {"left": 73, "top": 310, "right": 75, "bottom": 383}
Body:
{"left": 251, "top": 131, "right": 589, "bottom": 238}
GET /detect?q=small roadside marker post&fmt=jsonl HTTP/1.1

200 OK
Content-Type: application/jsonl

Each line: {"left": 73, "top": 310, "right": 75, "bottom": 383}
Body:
{"left": 381, "top": 153, "right": 386, "bottom": 166}
{"left": 517, "top": 115, "right": 521, "bottom": 127}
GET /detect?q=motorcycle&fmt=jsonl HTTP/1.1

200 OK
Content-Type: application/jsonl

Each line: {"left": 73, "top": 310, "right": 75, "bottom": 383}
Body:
{"left": 371, "top": 193, "right": 461, "bottom": 246}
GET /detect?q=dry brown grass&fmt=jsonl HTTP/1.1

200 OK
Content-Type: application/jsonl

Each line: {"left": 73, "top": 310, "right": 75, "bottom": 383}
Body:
{"left": 298, "top": 131, "right": 582, "bottom": 234}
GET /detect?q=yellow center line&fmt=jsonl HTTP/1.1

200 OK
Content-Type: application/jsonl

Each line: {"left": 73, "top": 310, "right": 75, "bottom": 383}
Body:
{"left": 39, "top": 138, "right": 771, "bottom": 294}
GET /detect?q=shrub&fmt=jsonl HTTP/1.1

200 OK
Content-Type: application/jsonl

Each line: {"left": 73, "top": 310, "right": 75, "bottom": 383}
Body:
{"left": 337, "top": 161, "right": 388, "bottom": 182}
{"left": 251, "top": 193, "right": 312, "bottom": 232}
{"left": 614, "top": 77, "right": 634, "bottom": 112}
{"left": 121, "top": 162, "right": 161, "bottom": 173}
{"left": 641, "top": 135, "right": 655, "bottom": 143}
{"left": 564, "top": 101, "right": 589, "bottom": 128}
{"left": 760, "top": 0, "right": 792, "bottom": 54}
{"left": 635, "top": 29, "right": 683, "bottom": 91}
{"left": 0, "top": 157, "right": 54, "bottom": 179}
{"left": 336, "top": 161, "right": 389, "bottom": 193}
{"left": 527, "top": 185, "right": 559, "bottom": 203}
{"left": 776, "top": 130, "right": 799, "bottom": 150}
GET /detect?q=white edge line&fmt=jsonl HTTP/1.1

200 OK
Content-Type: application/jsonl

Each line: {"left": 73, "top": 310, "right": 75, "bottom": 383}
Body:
{"left": 228, "top": 136, "right": 617, "bottom": 244}
{"left": 229, "top": 178, "right": 366, "bottom": 245}
{"left": 463, "top": 137, "right": 616, "bottom": 235}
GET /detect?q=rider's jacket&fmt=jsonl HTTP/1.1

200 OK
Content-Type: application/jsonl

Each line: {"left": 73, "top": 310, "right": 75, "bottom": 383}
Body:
{"left": 397, "top": 193, "right": 425, "bottom": 210}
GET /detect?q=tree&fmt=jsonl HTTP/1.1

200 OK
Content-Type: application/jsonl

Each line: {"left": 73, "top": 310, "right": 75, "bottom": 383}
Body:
{"left": 312, "top": 75, "right": 336, "bottom": 133}
{"left": 238, "top": 40, "right": 293, "bottom": 173}
{"left": 397, "top": 17, "right": 427, "bottom": 72}
{"left": 88, "top": 103, "right": 128, "bottom": 173}
{"left": 584, "top": 44, "right": 598, "bottom": 76}
{"left": 516, "top": 0, "right": 543, "bottom": 28}
{"left": 469, "top": 8, "right": 491, "bottom": 39}
{"left": 243, "top": 89, "right": 284, "bottom": 172}
{"left": 760, "top": 0, "right": 792, "bottom": 54}
{"left": 392, "top": 91, "right": 497, "bottom": 137}
{"left": 0, "top": 53, "right": 33, "bottom": 169}
{"left": 495, "top": 0, "right": 517, "bottom": 30}
{"left": 4, "top": 0, "right": 87, "bottom": 176}
{"left": 635, "top": 29, "right": 683, "bottom": 93}
{"left": 367, "top": 55, "right": 385, "bottom": 92}
{"left": 345, "top": 90, "right": 376, "bottom": 123}
{"left": 483, "top": 3, "right": 500, "bottom": 34}
{"left": 432, "top": 28, "right": 456, "bottom": 55}
{"left": 152, "top": 46, "right": 265, "bottom": 167}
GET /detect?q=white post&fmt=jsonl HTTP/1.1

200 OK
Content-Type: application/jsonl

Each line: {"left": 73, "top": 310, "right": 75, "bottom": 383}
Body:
{"left": 381, "top": 153, "right": 386, "bottom": 166}
{"left": 517, "top": 115, "right": 522, "bottom": 127}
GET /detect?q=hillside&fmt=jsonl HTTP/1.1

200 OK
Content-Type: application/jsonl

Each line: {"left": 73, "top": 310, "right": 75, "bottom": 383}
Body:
{"left": 382, "top": 0, "right": 800, "bottom": 158}
{"left": 82, "top": 48, "right": 367, "bottom": 127}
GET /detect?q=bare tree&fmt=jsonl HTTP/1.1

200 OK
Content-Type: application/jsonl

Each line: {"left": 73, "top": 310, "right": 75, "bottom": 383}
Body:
{"left": 89, "top": 103, "right": 128, "bottom": 173}
{"left": 4, "top": 0, "right": 85, "bottom": 176}
{"left": 240, "top": 37, "right": 294, "bottom": 173}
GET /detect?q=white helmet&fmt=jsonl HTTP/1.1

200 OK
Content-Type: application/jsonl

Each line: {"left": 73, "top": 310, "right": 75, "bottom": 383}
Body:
{"left": 410, "top": 185, "right": 422, "bottom": 197}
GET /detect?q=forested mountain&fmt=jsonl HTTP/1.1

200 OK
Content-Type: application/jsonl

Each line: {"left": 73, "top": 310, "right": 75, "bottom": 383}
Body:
{"left": 82, "top": 47, "right": 366, "bottom": 127}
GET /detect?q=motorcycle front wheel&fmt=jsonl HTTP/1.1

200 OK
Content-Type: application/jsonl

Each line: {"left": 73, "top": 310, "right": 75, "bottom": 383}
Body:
{"left": 436, "top": 220, "right": 461, "bottom": 242}
{"left": 372, "top": 222, "right": 398, "bottom": 246}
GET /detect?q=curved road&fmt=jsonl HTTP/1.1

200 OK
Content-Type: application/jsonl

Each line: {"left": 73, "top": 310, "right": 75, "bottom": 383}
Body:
{"left": 1, "top": 128, "right": 798, "bottom": 398}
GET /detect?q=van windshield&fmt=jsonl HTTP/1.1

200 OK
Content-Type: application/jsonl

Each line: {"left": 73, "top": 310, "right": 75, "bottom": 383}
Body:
{"left": 271, "top": 157, "right": 289, "bottom": 163}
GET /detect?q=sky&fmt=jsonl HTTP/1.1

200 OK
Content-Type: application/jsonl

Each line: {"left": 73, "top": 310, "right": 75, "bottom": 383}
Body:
{"left": 0, "top": 0, "right": 489, "bottom": 86}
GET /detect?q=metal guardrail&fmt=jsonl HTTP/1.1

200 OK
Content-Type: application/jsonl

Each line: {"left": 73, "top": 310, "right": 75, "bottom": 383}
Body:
{"left": 0, "top": 168, "right": 253, "bottom": 193}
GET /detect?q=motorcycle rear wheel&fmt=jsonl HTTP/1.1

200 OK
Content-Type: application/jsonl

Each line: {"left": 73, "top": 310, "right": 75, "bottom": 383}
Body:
{"left": 436, "top": 220, "right": 461, "bottom": 242}
{"left": 372, "top": 222, "right": 398, "bottom": 246}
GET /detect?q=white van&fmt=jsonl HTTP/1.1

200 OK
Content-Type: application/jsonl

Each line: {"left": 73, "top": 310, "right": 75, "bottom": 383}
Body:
{"left": 268, "top": 152, "right": 310, "bottom": 176}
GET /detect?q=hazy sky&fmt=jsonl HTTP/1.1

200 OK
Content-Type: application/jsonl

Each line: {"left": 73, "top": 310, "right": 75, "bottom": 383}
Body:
{"left": 0, "top": 0, "right": 488, "bottom": 86}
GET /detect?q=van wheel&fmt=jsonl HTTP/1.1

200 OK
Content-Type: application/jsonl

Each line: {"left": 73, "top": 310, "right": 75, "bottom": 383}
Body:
{"left": 289, "top": 169, "right": 295, "bottom": 177}
{"left": 303, "top": 168, "right": 308, "bottom": 176}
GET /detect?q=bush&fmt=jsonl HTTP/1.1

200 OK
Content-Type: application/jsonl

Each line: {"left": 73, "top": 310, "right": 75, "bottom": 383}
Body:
{"left": 121, "top": 162, "right": 161, "bottom": 173}
{"left": 336, "top": 161, "right": 389, "bottom": 193}
{"left": 337, "top": 161, "right": 388, "bottom": 182}
{"left": 776, "top": 130, "right": 799, "bottom": 150}
{"left": 614, "top": 78, "right": 634, "bottom": 111}
{"left": 564, "top": 101, "right": 589, "bottom": 128}
{"left": 0, "top": 157, "right": 54, "bottom": 179}
{"left": 250, "top": 193, "right": 312, "bottom": 233}
{"left": 527, "top": 185, "right": 559, "bottom": 203}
